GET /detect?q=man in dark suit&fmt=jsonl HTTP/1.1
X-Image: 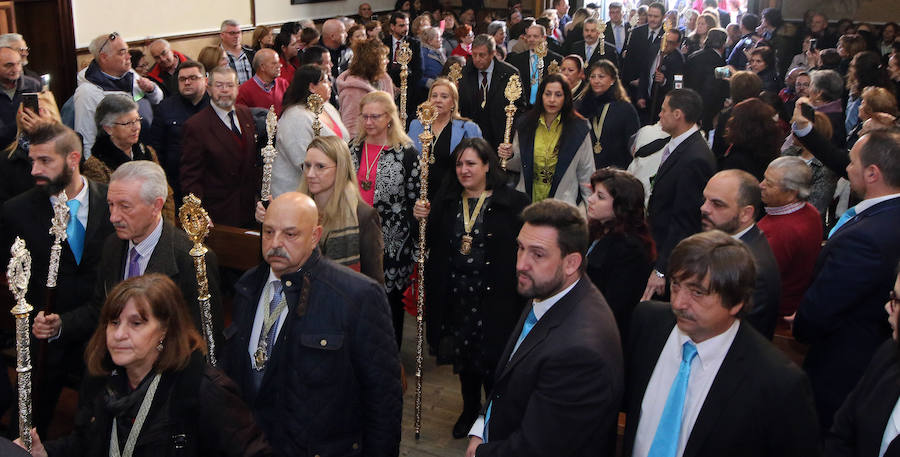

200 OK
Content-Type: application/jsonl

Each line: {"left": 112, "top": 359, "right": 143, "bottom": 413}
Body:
{"left": 458, "top": 35, "right": 525, "bottom": 149}
{"left": 180, "top": 66, "right": 260, "bottom": 228}
{"left": 466, "top": 200, "right": 623, "bottom": 457}
{"left": 623, "top": 231, "right": 820, "bottom": 457}
{"left": 700, "top": 170, "right": 781, "bottom": 339}
{"left": 794, "top": 128, "right": 900, "bottom": 430}
{"left": 506, "top": 24, "right": 563, "bottom": 107}
{"left": 568, "top": 18, "right": 619, "bottom": 69}
{"left": 604, "top": 1, "right": 631, "bottom": 56}
{"left": 221, "top": 192, "right": 401, "bottom": 456}
{"left": 2, "top": 122, "right": 114, "bottom": 434}
{"left": 684, "top": 29, "right": 729, "bottom": 132}
{"left": 383, "top": 11, "right": 425, "bottom": 124}
{"left": 623, "top": 2, "right": 665, "bottom": 119}
{"left": 642, "top": 89, "right": 716, "bottom": 301}
{"left": 642, "top": 28, "right": 685, "bottom": 124}
{"left": 36, "top": 161, "right": 225, "bottom": 356}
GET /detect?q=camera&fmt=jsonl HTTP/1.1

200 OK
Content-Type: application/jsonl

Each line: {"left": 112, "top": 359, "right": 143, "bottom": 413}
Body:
{"left": 714, "top": 66, "right": 732, "bottom": 80}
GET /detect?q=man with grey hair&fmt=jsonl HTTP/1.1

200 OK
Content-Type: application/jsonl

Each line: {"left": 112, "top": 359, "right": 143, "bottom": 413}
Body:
{"left": 809, "top": 69, "right": 847, "bottom": 147}
{"left": 487, "top": 20, "right": 507, "bottom": 52}
{"left": 236, "top": 48, "right": 288, "bottom": 115}
{"left": 46, "top": 160, "right": 224, "bottom": 359}
{"left": 146, "top": 38, "right": 188, "bottom": 97}
{"left": 758, "top": 156, "right": 822, "bottom": 318}
{"left": 220, "top": 19, "right": 256, "bottom": 84}
{"left": 74, "top": 32, "right": 162, "bottom": 156}
{"left": 604, "top": 2, "right": 630, "bottom": 55}
{"left": 0, "top": 33, "right": 39, "bottom": 79}
{"left": 569, "top": 18, "right": 618, "bottom": 68}
{"left": 507, "top": 24, "right": 563, "bottom": 105}
{"left": 0, "top": 46, "right": 41, "bottom": 148}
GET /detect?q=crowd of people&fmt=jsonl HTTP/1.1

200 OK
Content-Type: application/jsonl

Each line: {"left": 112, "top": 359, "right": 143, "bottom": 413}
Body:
{"left": 0, "top": 0, "right": 898, "bottom": 455}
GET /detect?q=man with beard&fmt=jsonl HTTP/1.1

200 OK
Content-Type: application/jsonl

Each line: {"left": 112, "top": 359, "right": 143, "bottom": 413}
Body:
{"left": 699, "top": 169, "right": 780, "bottom": 339}
{"left": 465, "top": 199, "right": 623, "bottom": 457}
{"left": 0, "top": 122, "right": 114, "bottom": 434}
{"left": 221, "top": 192, "right": 401, "bottom": 456}
{"left": 180, "top": 66, "right": 260, "bottom": 228}
{"left": 623, "top": 230, "right": 819, "bottom": 457}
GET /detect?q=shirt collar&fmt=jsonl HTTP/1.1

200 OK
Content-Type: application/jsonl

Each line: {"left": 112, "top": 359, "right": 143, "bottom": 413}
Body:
{"left": 210, "top": 102, "right": 234, "bottom": 120}
{"left": 539, "top": 113, "right": 562, "bottom": 130}
{"left": 731, "top": 224, "right": 754, "bottom": 240}
{"left": 532, "top": 279, "right": 580, "bottom": 320}
{"left": 127, "top": 217, "right": 163, "bottom": 259}
{"left": 676, "top": 318, "right": 740, "bottom": 370}
{"left": 855, "top": 193, "right": 900, "bottom": 215}
{"left": 764, "top": 201, "right": 806, "bottom": 215}
{"left": 667, "top": 125, "right": 699, "bottom": 153}
{"left": 252, "top": 74, "right": 276, "bottom": 92}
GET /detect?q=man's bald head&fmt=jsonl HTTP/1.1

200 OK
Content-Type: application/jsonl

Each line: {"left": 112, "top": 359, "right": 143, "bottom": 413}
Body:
{"left": 322, "top": 19, "right": 347, "bottom": 49}
{"left": 262, "top": 192, "right": 322, "bottom": 277}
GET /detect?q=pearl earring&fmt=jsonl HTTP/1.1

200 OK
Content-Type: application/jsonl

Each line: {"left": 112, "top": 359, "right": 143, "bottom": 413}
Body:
{"left": 156, "top": 339, "right": 164, "bottom": 352}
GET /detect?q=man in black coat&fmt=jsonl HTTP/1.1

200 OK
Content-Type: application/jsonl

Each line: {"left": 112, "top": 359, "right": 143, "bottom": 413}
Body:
{"left": 604, "top": 1, "right": 631, "bottom": 56}
{"left": 622, "top": 2, "right": 665, "bottom": 117}
{"left": 148, "top": 60, "right": 210, "bottom": 203}
{"left": 642, "top": 89, "right": 716, "bottom": 301}
{"left": 383, "top": 11, "right": 425, "bottom": 124}
{"left": 222, "top": 192, "right": 401, "bottom": 457}
{"left": 568, "top": 18, "right": 620, "bottom": 69}
{"left": 623, "top": 231, "right": 819, "bottom": 457}
{"left": 642, "top": 28, "right": 685, "bottom": 124}
{"left": 1, "top": 123, "right": 114, "bottom": 434}
{"left": 458, "top": 35, "right": 526, "bottom": 149}
{"left": 700, "top": 170, "right": 781, "bottom": 339}
{"left": 684, "top": 29, "right": 729, "bottom": 132}
{"left": 506, "top": 24, "right": 563, "bottom": 107}
{"left": 36, "top": 161, "right": 225, "bottom": 354}
{"left": 466, "top": 200, "right": 623, "bottom": 457}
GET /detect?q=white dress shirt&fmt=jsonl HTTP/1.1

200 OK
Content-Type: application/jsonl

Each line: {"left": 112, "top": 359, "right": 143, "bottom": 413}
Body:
{"left": 248, "top": 270, "right": 291, "bottom": 369}
{"left": 881, "top": 396, "right": 900, "bottom": 457}
{"left": 469, "top": 279, "right": 581, "bottom": 440}
{"left": 631, "top": 319, "right": 740, "bottom": 457}
{"left": 211, "top": 102, "right": 241, "bottom": 134}
{"left": 50, "top": 175, "right": 89, "bottom": 228}
{"left": 123, "top": 217, "right": 163, "bottom": 280}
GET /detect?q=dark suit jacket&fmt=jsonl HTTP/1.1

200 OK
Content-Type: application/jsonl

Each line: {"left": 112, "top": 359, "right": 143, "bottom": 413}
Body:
{"left": 739, "top": 224, "right": 781, "bottom": 340}
{"left": 826, "top": 339, "right": 900, "bottom": 457}
{"left": 60, "top": 221, "right": 225, "bottom": 351}
{"left": 647, "top": 130, "right": 716, "bottom": 273}
{"left": 603, "top": 21, "right": 631, "bottom": 56}
{"left": 180, "top": 104, "right": 261, "bottom": 228}
{"left": 384, "top": 35, "right": 425, "bottom": 119}
{"left": 794, "top": 197, "right": 900, "bottom": 429}
{"left": 623, "top": 301, "right": 821, "bottom": 457}
{"left": 458, "top": 58, "right": 525, "bottom": 149}
{"left": 506, "top": 49, "right": 564, "bottom": 106}
{"left": 475, "top": 278, "right": 624, "bottom": 456}
{"left": 569, "top": 40, "right": 621, "bottom": 69}
{"left": 684, "top": 47, "right": 728, "bottom": 131}
{"left": 221, "top": 251, "right": 401, "bottom": 457}
{"left": 623, "top": 24, "right": 663, "bottom": 89}
{"left": 641, "top": 50, "right": 685, "bottom": 116}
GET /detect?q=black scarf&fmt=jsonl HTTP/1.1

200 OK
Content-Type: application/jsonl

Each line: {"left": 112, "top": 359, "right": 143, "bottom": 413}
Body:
{"left": 84, "top": 60, "right": 135, "bottom": 94}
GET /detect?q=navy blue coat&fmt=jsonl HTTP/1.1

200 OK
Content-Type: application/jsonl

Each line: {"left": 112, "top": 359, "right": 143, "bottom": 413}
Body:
{"left": 222, "top": 250, "right": 402, "bottom": 457}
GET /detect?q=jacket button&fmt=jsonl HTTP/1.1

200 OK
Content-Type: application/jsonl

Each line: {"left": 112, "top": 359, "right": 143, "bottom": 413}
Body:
{"left": 486, "top": 286, "right": 491, "bottom": 291}
{"left": 352, "top": 442, "right": 359, "bottom": 449}
{"left": 320, "top": 339, "right": 327, "bottom": 347}
{"left": 285, "top": 280, "right": 292, "bottom": 287}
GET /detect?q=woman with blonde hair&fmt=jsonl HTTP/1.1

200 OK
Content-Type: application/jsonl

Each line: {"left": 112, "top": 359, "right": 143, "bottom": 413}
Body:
{"left": 683, "top": 12, "right": 718, "bottom": 55}
{"left": 350, "top": 91, "right": 419, "bottom": 347}
{"left": 408, "top": 78, "right": 482, "bottom": 199}
{"left": 336, "top": 38, "right": 396, "bottom": 136}
{"left": 197, "top": 46, "right": 227, "bottom": 75}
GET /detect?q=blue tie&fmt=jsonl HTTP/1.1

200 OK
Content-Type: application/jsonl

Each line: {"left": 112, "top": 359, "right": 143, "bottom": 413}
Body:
{"left": 647, "top": 341, "right": 698, "bottom": 457}
{"left": 828, "top": 206, "right": 857, "bottom": 239}
{"left": 65, "top": 199, "right": 85, "bottom": 264}
{"left": 484, "top": 308, "right": 538, "bottom": 442}
{"left": 530, "top": 54, "right": 539, "bottom": 104}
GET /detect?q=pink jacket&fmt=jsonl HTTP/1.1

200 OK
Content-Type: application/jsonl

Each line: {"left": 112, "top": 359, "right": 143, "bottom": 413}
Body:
{"left": 336, "top": 71, "right": 396, "bottom": 138}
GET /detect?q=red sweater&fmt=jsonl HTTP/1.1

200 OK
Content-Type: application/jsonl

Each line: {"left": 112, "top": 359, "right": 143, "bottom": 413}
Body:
{"left": 236, "top": 76, "right": 289, "bottom": 116}
{"left": 758, "top": 202, "right": 823, "bottom": 316}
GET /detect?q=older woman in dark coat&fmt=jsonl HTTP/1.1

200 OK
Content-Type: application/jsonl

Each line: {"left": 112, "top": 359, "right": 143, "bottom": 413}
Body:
{"left": 414, "top": 138, "right": 529, "bottom": 439}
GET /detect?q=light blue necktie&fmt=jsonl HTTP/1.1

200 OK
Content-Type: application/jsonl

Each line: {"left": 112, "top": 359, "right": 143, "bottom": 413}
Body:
{"left": 66, "top": 199, "right": 85, "bottom": 264}
{"left": 828, "top": 206, "right": 857, "bottom": 239}
{"left": 484, "top": 307, "right": 538, "bottom": 443}
{"left": 647, "top": 341, "right": 698, "bottom": 457}
{"left": 530, "top": 54, "right": 539, "bottom": 104}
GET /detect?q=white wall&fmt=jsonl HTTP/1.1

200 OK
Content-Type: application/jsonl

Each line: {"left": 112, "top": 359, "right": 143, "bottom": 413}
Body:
{"left": 256, "top": 0, "right": 395, "bottom": 25}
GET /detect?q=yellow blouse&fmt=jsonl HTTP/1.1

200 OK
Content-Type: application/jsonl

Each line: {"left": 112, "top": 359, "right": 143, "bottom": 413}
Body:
{"left": 532, "top": 114, "right": 562, "bottom": 202}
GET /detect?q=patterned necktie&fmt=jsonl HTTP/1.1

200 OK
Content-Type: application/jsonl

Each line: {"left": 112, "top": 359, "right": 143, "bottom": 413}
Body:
{"left": 530, "top": 54, "right": 539, "bottom": 104}
{"left": 647, "top": 341, "right": 699, "bottom": 457}
{"left": 480, "top": 71, "right": 488, "bottom": 103}
{"left": 65, "top": 199, "right": 85, "bottom": 264}
{"left": 828, "top": 207, "right": 857, "bottom": 239}
{"left": 659, "top": 145, "right": 673, "bottom": 165}
{"left": 227, "top": 111, "right": 241, "bottom": 136}
{"left": 263, "top": 280, "right": 284, "bottom": 358}
{"left": 126, "top": 247, "right": 141, "bottom": 279}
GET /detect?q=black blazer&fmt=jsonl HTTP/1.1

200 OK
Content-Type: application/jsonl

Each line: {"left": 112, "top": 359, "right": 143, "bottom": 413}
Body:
{"left": 795, "top": 126, "right": 850, "bottom": 179}
{"left": 60, "top": 221, "right": 225, "bottom": 350}
{"left": 623, "top": 301, "right": 821, "bottom": 457}
{"left": 622, "top": 24, "right": 663, "bottom": 87}
{"left": 684, "top": 47, "right": 728, "bottom": 131}
{"left": 585, "top": 232, "right": 653, "bottom": 341}
{"left": 569, "top": 40, "right": 621, "bottom": 69}
{"left": 640, "top": 49, "right": 685, "bottom": 114}
{"left": 647, "top": 130, "right": 716, "bottom": 273}
{"left": 506, "top": 49, "right": 564, "bottom": 106}
{"left": 458, "top": 58, "right": 526, "bottom": 149}
{"left": 739, "top": 224, "right": 781, "bottom": 340}
{"left": 383, "top": 34, "right": 425, "bottom": 118}
{"left": 603, "top": 21, "right": 631, "bottom": 56}
{"left": 826, "top": 339, "right": 900, "bottom": 457}
{"left": 577, "top": 95, "right": 641, "bottom": 169}
{"left": 475, "top": 278, "right": 624, "bottom": 456}
{"left": 794, "top": 197, "right": 900, "bottom": 430}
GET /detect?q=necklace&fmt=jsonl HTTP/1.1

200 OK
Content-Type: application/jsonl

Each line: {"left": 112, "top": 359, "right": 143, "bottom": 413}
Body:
{"left": 254, "top": 282, "right": 288, "bottom": 371}
{"left": 460, "top": 191, "right": 488, "bottom": 255}
{"left": 591, "top": 103, "right": 611, "bottom": 154}
{"left": 361, "top": 142, "right": 386, "bottom": 191}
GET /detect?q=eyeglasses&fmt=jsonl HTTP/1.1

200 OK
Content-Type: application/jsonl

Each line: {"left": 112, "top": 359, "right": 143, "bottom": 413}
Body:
{"left": 300, "top": 162, "right": 336, "bottom": 173}
{"left": 112, "top": 117, "right": 142, "bottom": 127}
{"left": 361, "top": 112, "right": 387, "bottom": 121}
{"left": 99, "top": 32, "right": 119, "bottom": 54}
{"left": 223, "top": 30, "right": 242, "bottom": 36}
{"left": 16, "top": 47, "right": 29, "bottom": 55}
{"left": 178, "top": 75, "right": 203, "bottom": 83}
{"left": 890, "top": 290, "right": 900, "bottom": 313}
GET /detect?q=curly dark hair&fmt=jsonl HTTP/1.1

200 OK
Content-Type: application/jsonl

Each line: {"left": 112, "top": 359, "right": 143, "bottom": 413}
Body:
{"left": 724, "top": 98, "right": 781, "bottom": 165}
{"left": 347, "top": 38, "right": 389, "bottom": 83}
{"left": 588, "top": 167, "right": 656, "bottom": 262}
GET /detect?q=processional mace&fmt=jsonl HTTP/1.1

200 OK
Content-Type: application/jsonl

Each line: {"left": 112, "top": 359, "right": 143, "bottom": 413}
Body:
{"left": 397, "top": 41, "right": 413, "bottom": 126}
{"left": 260, "top": 105, "right": 278, "bottom": 208}
{"left": 178, "top": 195, "right": 218, "bottom": 366}
{"left": 8, "top": 237, "right": 33, "bottom": 452}
{"left": 501, "top": 75, "right": 523, "bottom": 171}
{"left": 414, "top": 101, "right": 438, "bottom": 440}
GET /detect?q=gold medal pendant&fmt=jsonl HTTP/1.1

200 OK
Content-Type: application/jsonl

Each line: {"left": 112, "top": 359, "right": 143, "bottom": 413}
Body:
{"left": 460, "top": 234, "right": 473, "bottom": 255}
{"left": 254, "top": 344, "right": 267, "bottom": 371}
{"left": 593, "top": 142, "right": 603, "bottom": 154}
{"left": 361, "top": 180, "right": 372, "bottom": 191}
